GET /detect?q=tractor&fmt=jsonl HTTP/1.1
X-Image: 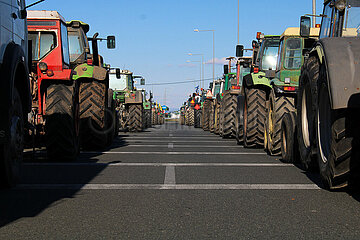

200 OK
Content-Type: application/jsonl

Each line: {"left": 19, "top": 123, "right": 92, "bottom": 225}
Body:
{"left": 263, "top": 27, "right": 319, "bottom": 156}
{"left": 236, "top": 33, "right": 281, "bottom": 147}
{"left": 288, "top": 0, "right": 360, "bottom": 189}
{"left": 27, "top": 11, "right": 80, "bottom": 160}
{"left": 66, "top": 20, "right": 117, "bottom": 149}
{"left": 204, "top": 79, "right": 223, "bottom": 133}
{"left": 112, "top": 70, "right": 145, "bottom": 132}
{"left": 142, "top": 90, "right": 153, "bottom": 128}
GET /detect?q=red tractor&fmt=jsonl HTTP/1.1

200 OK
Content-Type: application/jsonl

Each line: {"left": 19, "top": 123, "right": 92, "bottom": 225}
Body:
{"left": 27, "top": 11, "right": 79, "bottom": 160}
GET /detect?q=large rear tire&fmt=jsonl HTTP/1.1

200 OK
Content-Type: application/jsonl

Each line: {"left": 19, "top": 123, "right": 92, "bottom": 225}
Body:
{"left": 0, "top": 89, "right": 24, "bottom": 188}
{"left": 222, "top": 92, "right": 237, "bottom": 138}
{"left": 79, "top": 81, "right": 109, "bottom": 149}
{"left": 266, "top": 89, "right": 295, "bottom": 155}
{"left": 209, "top": 101, "right": 215, "bottom": 133}
{"left": 214, "top": 101, "right": 220, "bottom": 135}
{"left": 128, "top": 104, "right": 143, "bottom": 132}
{"left": 316, "top": 66, "right": 360, "bottom": 189}
{"left": 46, "top": 82, "right": 79, "bottom": 160}
{"left": 297, "top": 56, "right": 319, "bottom": 171}
{"left": 243, "top": 88, "right": 266, "bottom": 148}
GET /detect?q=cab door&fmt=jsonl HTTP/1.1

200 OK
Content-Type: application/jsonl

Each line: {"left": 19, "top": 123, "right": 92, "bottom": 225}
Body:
{"left": 0, "top": 0, "right": 13, "bottom": 62}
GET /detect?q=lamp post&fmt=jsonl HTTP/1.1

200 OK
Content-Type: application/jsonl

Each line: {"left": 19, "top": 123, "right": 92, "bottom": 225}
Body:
{"left": 194, "top": 29, "right": 215, "bottom": 85}
{"left": 186, "top": 60, "right": 201, "bottom": 90}
{"left": 312, "top": 0, "right": 316, "bottom": 27}
{"left": 188, "top": 53, "right": 204, "bottom": 89}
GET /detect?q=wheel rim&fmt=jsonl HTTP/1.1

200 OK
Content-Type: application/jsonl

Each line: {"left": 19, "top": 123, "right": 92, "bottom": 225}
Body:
{"left": 301, "top": 88, "right": 311, "bottom": 148}
{"left": 317, "top": 84, "right": 331, "bottom": 163}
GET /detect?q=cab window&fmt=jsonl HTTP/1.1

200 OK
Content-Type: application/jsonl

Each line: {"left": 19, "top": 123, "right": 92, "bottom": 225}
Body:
{"left": 284, "top": 38, "right": 302, "bottom": 69}
{"left": 61, "top": 23, "right": 70, "bottom": 65}
{"left": 28, "top": 31, "right": 57, "bottom": 61}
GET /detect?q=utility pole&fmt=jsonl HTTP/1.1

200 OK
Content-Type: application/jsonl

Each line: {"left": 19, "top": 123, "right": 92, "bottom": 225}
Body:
{"left": 164, "top": 88, "right": 167, "bottom": 106}
{"left": 238, "top": 0, "right": 240, "bottom": 45}
{"left": 312, "top": 0, "right": 316, "bottom": 27}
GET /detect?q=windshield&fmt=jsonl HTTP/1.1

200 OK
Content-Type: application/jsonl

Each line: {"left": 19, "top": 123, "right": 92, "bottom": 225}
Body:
{"left": 345, "top": 1, "right": 360, "bottom": 35}
{"left": 68, "top": 32, "right": 84, "bottom": 62}
{"left": 28, "top": 32, "right": 56, "bottom": 61}
{"left": 109, "top": 74, "right": 131, "bottom": 90}
{"left": 260, "top": 39, "right": 279, "bottom": 70}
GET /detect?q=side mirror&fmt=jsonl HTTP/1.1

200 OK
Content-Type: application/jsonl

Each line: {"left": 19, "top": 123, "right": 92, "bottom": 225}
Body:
{"left": 300, "top": 16, "right": 311, "bottom": 38}
{"left": 140, "top": 78, "right": 145, "bottom": 85}
{"left": 236, "top": 45, "right": 244, "bottom": 57}
{"left": 116, "top": 68, "right": 121, "bottom": 79}
{"left": 224, "top": 65, "right": 229, "bottom": 75}
{"left": 20, "top": 9, "right": 27, "bottom": 19}
{"left": 107, "top": 36, "right": 116, "bottom": 49}
{"left": 252, "top": 40, "right": 259, "bottom": 49}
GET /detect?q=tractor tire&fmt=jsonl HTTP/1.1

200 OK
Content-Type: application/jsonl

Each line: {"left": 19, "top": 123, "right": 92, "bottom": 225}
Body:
{"left": 188, "top": 108, "right": 195, "bottom": 126}
{"left": 194, "top": 109, "right": 201, "bottom": 128}
{"left": 219, "top": 99, "right": 225, "bottom": 137}
{"left": 297, "top": 56, "right": 319, "bottom": 171}
{"left": 180, "top": 114, "right": 185, "bottom": 125}
{"left": 151, "top": 110, "right": 156, "bottom": 126}
{"left": 209, "top": 102, "right": 215, "bottom": 133}
{"left": 146, "top": 109, "right": 152, "bottom": 128}
{"left": 281, "top": 111, "right": 299, "bottom": 163}
{"left": 79, "top": 81, "right": 109, "bottom": 149}
{"left": 0, "top": 89, "right": 23, "bottom": 188}
{"left": 265, "top": 89, "right": 295, "bottom": 155}
{"left": 46, "top": 82, "right": 79, "bottom": 160}
{"left": 243, "top": 88, "right": 266, "bottom": 148}
{"left": 222, "top": 92, "right": 237, "bottom": 138}
{"left": 214, "top": 101, "right": 220, "bottom": 135}
{"left": 128, "top": 104, "right": 143, "bottom": 132}
{"left": 202, "top": 99, "right": 211, "bottom": 131}
{"left": 316, "top": 65, "right": 360, "bottom": 190}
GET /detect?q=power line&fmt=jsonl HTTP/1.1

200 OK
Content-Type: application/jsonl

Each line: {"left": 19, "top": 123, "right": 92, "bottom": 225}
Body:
{"left": 145, "top": 77, "right": 218, "bottom": 86}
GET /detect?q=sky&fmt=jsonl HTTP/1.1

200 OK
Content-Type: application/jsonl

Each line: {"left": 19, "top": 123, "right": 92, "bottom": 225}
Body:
{"left": 31, "top": 0, "right": 324, "bottom": 110}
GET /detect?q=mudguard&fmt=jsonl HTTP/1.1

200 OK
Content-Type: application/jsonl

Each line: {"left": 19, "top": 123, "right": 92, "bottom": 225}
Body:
{"left": 72, "top": 63, "right": 108, "bottom": 81}
{"left": 125, "top": 91, "right": 143, "bottom": 104}
{"left": 319, "top": 38, "right": 360, "bottom": 109}
{"left": 243, "top": 72, "right": 272, "bottom": 88}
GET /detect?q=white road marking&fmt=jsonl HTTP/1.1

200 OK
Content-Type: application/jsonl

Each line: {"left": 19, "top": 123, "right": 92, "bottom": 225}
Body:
{"left": 164, "top": 166, "right": 176, "bottom": 185}
{"left": 168, "top": 143, "right": 174, "bottom": 149}
{"left": 80, "top": 151, "right": 267, "bottom": 155}
{"left": 16, "top": 184, "right": 321, "bottom": 190}
{"left": 122, "top": 136, "right": 219, "bottom": 139}
{"left": 24, "top": 163, "right": 290, "bottom": 167}
{"left": 169, "top": 133, "right": 173, "bottom": 137}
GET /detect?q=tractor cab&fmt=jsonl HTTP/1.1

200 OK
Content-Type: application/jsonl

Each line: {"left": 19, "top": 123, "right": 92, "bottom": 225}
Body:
{"left": 270, "top": 27, "right": 319, "bottom": 94}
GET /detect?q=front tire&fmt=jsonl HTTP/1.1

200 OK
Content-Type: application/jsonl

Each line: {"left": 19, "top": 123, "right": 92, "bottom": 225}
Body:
{"left": 281, "top": 111, "right": 299, "bottom": 163}
{"left": 222, "top": 92, "right": 237, "bottom": 138}
{"left": 128, "top": 104, "right": 143, "bottom": 132}
{"left": 46, "top": 82, "right": 79, "bottom": 160}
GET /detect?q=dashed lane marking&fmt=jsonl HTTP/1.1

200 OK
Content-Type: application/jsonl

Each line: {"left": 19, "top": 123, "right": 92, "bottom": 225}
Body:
{"left": 16, "top": 184, "right": 321, "bottom": 190}
{"left": 24, "top": 163, "right": 291, "bottom": 167}
{"left": 164, "top": 166, "right": 176, "bottom": 185}
{"left": 167, "top": 143, "right": 174, "bottom": 149}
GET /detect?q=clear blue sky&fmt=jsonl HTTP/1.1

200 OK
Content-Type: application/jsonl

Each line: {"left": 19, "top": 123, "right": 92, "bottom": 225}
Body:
{"left": 32, "top": 0, "right": 324, "bottom": 110}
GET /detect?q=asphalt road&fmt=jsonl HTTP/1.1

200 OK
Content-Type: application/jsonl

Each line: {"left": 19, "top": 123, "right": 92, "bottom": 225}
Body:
{"left": 1, "top": 122, "right": 360, "bottom": 239}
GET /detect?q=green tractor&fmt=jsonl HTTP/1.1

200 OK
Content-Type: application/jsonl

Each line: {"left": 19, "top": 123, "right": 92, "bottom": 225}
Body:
{"left": 205, "top": 79, "right": 223, "bottom": 133}
{"left": 67, "top": 20, "right": 117, "bottom": 149}
{"left": 218, "top": 57, "right": 243, "bottom": 138}
{"left": 236, "top": 33, "right": 280, "bottom": 147}
{"left": 213, "top": 79, "right": 225, "bottom": 134}
{"left": 111, "top": 70, "right": 145, "bottom": 132}
{"left": 142, "top": 90, "right": 153, "bottom": 128}
{"left": 264, "top": 27, "right": 319, "bottom": 156}
{"left": 285, "top": 0, "right": 360, "bottom": 189}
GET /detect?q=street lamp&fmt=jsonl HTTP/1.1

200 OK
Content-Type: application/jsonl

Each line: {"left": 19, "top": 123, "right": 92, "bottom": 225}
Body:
{"left": 188, "top": 53, "right": 204, "bottom": 89}
{"left": 186, "top": 60, "right": 201, "bottom": 90}
{"left": 194, "top": 28, "right": 215, "bottom": 85}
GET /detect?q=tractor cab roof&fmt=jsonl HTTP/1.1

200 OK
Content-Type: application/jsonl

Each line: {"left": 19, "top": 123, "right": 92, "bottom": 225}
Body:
{"left": 67, "top": 20, "right": 90, "bottom": 33}
{"left": 281, "top": 27, "right": 320, "bottom": 39}
{"left": 27, "top": 10, "right": 66, "bottom": 23}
